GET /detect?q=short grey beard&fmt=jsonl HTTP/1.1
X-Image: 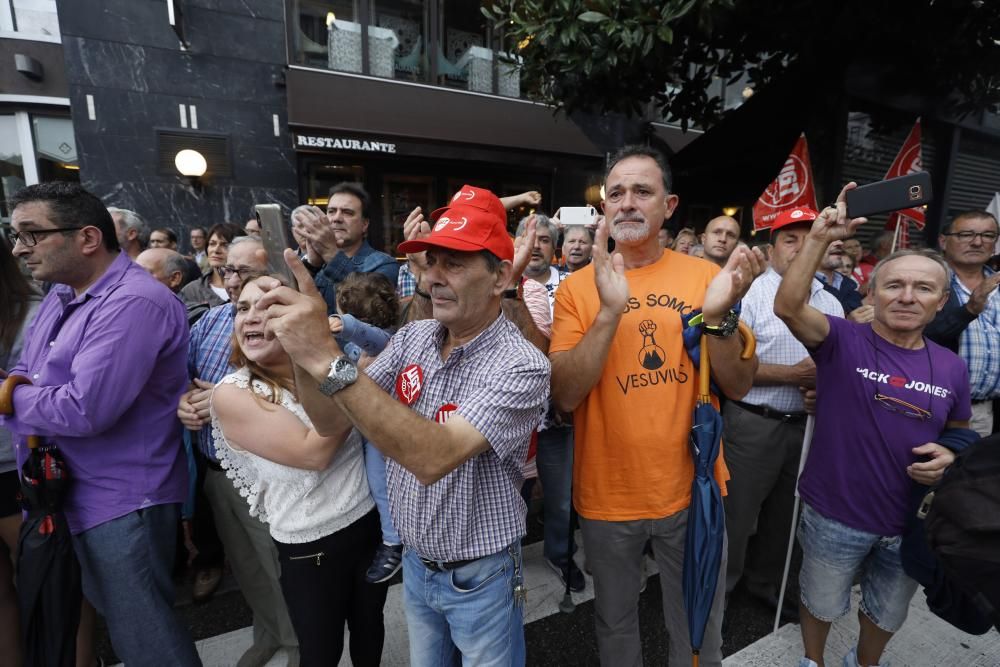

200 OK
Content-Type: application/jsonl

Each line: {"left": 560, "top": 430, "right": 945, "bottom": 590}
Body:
{"left": 611, "top": 221, "right": 651, "bottom": 244}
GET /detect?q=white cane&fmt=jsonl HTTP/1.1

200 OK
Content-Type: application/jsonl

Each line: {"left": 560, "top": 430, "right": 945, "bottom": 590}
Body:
{"left": 773, "top": 414, "right": 815, "bottom": 634}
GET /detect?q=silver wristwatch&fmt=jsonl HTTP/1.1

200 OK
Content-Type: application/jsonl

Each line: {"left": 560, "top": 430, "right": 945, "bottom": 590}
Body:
{"left": 317, "top": 356, "right": 358, "bottom": 396}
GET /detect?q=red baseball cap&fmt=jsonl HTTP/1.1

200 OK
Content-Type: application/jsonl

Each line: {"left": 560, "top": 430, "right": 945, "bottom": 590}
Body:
{"left": 397, "top": 185, "right": 513, "bottom": 261}
{"left": 770, "top": 206, "right": 818, "bottom": 234}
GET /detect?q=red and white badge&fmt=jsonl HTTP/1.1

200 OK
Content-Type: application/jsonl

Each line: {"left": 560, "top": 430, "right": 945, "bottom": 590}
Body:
{"left": 396, "top": 364, "right": 424, "bottom": 406}
{"left": 435, "top": 403, "right": 458, "bottom": 424}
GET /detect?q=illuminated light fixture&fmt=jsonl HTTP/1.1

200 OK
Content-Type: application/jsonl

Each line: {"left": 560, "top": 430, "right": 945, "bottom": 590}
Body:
{"left": 722, "top": 206, "right": 739, "bottom": 217}
{"left": 600, "top": 185, "right": 606, "bottom": 201}
{"left": 741, "top": 85, "right": 754, "bottom": 100}
{"left": 326, "top": 11, "right": 336, "bottom": 27}
{"left": 175, "top": 149, "right": 207, "bottom": 189}
{"left": 175, "top": 149, "right": 207, "bottom": 176}
{"left": 518, "top": 35, "right": 533, "bottom": 50}
{"left": 59, "top": 163, "right": 80, "bottom": 171}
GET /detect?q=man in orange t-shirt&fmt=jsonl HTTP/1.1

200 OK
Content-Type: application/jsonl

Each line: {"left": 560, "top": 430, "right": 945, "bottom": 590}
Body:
{"left": 550, "top": 146, "right": 764, "bottom": 667}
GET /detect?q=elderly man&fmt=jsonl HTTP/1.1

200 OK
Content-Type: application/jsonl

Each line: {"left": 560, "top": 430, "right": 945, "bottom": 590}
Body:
{"left": 108, "top": 206, "right": 149, "bottom": 260}
{"left": 137, "top": 247, "right": 187, "bottom": 293}
{"left": 700, "top": 215, "right": 741, "bottom": 268}
{"left": 2, "top": 183, "right": 199, "bottom": 665}
{"left": 177, "top": 236, "right": 299, "bottom": 667}
{"left": 774, "top": 188, "right": 972, "bottom": 667}
{"left": 925, "top": 210, "right": 1000, "bottom": 436}
{"left": 550, "top": 146, "right": 764, "bottom": 666}
{"left": 292, "top": 182, "right": 399, "bottom": 313}
{"left": 721, "top": 207, "right": 844, "bottom": 623}
{"left": 561, "top": 224, "right": 594, "bottom": 272}
{"left": 255, "top": 185, "right": 549, "bottom": 666}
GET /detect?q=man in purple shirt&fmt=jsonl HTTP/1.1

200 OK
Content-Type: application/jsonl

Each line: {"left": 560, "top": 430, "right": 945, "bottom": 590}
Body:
{"left": 2, "top": 183, "right": 200, "bottom": 666}
{"left": 774, "top": 186, "right": 972, "bottom": 667}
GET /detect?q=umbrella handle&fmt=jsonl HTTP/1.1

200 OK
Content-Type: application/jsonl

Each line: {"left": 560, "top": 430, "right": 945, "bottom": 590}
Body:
{"left": 0, "top": 374, "right": 32, "bottom": 416}
{"left": 0, "top": 375, "right": 41, "bottom": 449}
{"left": 698, "top": 324, "right": 757, "bottom": 401}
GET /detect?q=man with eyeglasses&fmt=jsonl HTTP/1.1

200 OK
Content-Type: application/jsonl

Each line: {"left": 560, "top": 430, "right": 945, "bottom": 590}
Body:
{"left": 926, "top": 210, "right": 1000, "bottom": 437}
{"left": 774, "top": 186, "right": 974, "bottom": 667}
{"left": 2, "top": 182, "right": 200, "bottom": 665}
{"left": 177, "top": 236, "right": 300, "bottom": 667}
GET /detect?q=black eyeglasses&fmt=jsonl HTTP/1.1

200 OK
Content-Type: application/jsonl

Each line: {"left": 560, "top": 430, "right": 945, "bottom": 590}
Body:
{"left": 942, "top": 230, "right": 999, "bottom": 243}
{"left": 870, "top": 330, "right": 933, "bottom": 421}
{"left": 219, "top": 266, "right": 263, "bottom": 280}
{"left": 11, "top": 226, "right": 87, "bottom": 247}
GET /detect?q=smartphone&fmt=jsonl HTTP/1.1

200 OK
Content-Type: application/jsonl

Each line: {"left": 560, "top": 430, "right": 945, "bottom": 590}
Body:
{"left": 254, "top": 204, "right": 297, "bottom": 289}
{"left": 560, "top": 205, "right": 598, "bottom": 226}
{"left": 845, "top": 172, "right": 932, "bottom": 219}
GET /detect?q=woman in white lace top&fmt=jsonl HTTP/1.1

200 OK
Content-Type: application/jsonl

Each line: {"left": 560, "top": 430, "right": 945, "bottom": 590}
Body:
{"left": 210, "top": 277, "right": 387, "bottom": 667}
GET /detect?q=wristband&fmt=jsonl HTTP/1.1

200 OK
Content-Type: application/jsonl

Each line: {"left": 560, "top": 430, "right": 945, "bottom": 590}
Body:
{"left": 702, "top": 310, "right": 740, "bottom": 338}
{"left": 502, "top": 288, "right": 520, "bottom": 300}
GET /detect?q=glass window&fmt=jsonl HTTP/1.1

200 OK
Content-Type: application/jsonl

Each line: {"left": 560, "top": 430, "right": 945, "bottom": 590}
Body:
{"left": 382, "top": 174, "right": 433, "bottom": 256}
{"left": 32, "top": 116, "right": 79, "bottom": 183}
{"left": 0, "top": 115, "right": 26, "bottom": 221}
{"left": 304, "top": 162, "right": 365, "bottom": 208}
{"left": 8, "top": 0, "right": 61, "bottom": 39}
{"left": 372, "top": 1, "right": 428, "bottom": 83}
{"left": 292, "top": 0, "right": 360, "bottom": 70}
{"left": 439, "top": 1, "right": 520, "bottom": 97}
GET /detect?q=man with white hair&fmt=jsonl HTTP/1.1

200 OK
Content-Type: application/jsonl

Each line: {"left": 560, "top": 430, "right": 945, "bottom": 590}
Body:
{"left": 108, "top": 207, "right": 149, "bottom": 260}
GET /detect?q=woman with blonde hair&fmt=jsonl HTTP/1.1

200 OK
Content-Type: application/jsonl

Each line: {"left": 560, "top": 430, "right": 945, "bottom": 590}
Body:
{"left": 211, "top": 276, "right": 386, "bottom": 667}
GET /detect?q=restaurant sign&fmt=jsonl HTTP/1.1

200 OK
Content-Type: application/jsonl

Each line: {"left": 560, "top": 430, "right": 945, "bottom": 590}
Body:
{"left": 294, "top": 134, "right": 397, "bottom": 154}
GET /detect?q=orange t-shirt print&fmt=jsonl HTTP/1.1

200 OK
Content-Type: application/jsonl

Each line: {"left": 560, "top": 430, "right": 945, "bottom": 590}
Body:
{"left": 550, "top": 250, "right": 730, "bottom": 522}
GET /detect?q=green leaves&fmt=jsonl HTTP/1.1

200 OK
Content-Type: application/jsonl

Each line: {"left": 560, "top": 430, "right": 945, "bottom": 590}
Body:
{"left": 578, "top": 11, "right": 610, "bottom": 23}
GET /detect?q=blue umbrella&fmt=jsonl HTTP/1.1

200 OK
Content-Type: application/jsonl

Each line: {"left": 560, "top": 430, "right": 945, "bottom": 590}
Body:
{"left": 680, "top": 313, "right": 755, "bottom": 666}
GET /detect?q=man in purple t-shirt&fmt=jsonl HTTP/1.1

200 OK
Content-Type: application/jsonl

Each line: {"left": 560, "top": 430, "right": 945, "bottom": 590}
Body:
{"left": 773, "top": 186, "right": 972, "bottom": 667}
{"left": 2, "top": 183, "right": 199, "bottom": 666}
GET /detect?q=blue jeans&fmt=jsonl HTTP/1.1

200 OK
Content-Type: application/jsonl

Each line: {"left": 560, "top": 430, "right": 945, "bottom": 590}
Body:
{"left": 73, "top": 503, "right": 201, "bottom": 666}
{"left": 535, "top": 425, "right": 576, "bottom": 564}
{"left": 403, "top": 543, "right": 525, "bottom": 667}
{"left": 798, "top": 503, "right": 918, "bottom": 633}
{"left": 364, "top": 440, "right": 401, "bottom": 544}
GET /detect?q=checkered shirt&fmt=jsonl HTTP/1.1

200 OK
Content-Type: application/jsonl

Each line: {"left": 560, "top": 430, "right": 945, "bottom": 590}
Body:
{"left": 365, "top": 314, "right": 550, "bottom": 561}
{"left": 187, "top": 303, "right": 235, "bottom": 460}
{"left": 952, "top": 267, "right": 1000, "bottom": 399}
{"left": 396, "top": 261, "right": 416, "bottom": 298}
{"left": 740, "top": 268, "right": 844, "bottom": 412}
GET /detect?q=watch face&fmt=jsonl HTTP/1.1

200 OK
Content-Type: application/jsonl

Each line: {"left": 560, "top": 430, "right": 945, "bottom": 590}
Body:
{"left": 335, "top": 357, "right": 358, "bottom": 381}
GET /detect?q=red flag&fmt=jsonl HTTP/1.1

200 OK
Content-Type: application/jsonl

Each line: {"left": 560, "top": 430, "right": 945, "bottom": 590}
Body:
{"left": 753, "top": 135, "right": 818, "bottom": 231}
{"left": 884, "top": 119, "right": 925, "bottom": 228}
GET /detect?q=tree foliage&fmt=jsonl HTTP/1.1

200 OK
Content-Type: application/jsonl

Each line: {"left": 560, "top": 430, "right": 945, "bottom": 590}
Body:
{"left": 482, "top": 0, "right": 1000, "bottom": 130}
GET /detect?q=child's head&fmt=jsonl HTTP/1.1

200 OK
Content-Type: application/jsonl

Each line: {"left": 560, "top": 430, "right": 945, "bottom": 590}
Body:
{"left": 336, "top": 272, "right": 399, "bottom": 330}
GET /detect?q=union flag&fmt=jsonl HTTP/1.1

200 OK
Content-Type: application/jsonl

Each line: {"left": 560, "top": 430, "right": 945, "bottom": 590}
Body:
{"left": 884, "top": 119, "right": 926, "bottom": 248}
{"left": 753, "top": 135, "right": 818, "bottom": 231}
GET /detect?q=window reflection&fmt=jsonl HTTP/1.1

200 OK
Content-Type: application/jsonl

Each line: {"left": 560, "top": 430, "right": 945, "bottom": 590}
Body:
{"left": 32, "top": 117, "right": 79, "bottom": 183}
{"left": 0, "top": 116, "right": 26, "bottom": 221}
{"left": 288, "top": 1, "right": 521, "bottom": 96}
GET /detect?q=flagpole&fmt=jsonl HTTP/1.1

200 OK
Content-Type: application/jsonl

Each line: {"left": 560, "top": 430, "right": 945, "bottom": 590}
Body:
{"left": 774, "top": 415, "right": 815, "bottom": 634}
{"left": 889, "top": 219, "right": 902, "bottom": 254}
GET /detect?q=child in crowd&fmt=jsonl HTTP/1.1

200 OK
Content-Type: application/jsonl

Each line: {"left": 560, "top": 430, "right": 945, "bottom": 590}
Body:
{"left": 328, "top": 272, "right": 403, "bottom": 583}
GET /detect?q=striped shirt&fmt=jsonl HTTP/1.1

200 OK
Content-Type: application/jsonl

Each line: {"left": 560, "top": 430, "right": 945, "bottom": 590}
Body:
{"left": 366, "top": 314, "right": 550, "bottom": 561}
{"left": 740, "top": 268, "right": 844, "bottom": 412}
{"left": 187, "top": 303, "right": 235, "bottom": 460}
{"left": 952, "top": 268, "right": 1000, "bottom": 399}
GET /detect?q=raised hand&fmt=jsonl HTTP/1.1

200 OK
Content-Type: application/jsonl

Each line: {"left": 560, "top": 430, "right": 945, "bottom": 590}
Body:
{"left": 510, "top": 215, "right": 536, "bottom": 288}
{"left": 808, "top": 183, "right": 868, "bottom": 245}
{"left": 592, "top": 218, "right": 629, "bottom": 315}
{"left": 256, "top": 249, "right": 343, "bottom": 381}
{"left": 966, "top": 272, "right": 1000, "bottom": 316}
{"left": 703, "top": 245, "right": 767, "bottom": 320}
{"left": 292, "top": 205, "right": 339, "bottom": 263}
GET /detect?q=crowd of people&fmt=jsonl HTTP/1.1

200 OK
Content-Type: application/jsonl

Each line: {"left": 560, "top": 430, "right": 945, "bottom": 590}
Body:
{"left": 0, "top": 143, "right": 998, "bottom": 667}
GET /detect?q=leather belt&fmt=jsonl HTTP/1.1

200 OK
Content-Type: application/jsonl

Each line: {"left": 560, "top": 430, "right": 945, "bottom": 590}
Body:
{"left": 733, "top": 400, "right": 807, "bottom": 424}
{"left": 419, "top": 556, "right": 478, "bottom": 572}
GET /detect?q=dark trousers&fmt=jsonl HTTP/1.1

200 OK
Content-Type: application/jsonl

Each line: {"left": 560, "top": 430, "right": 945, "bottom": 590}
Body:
{"left": 722, "top": 401, "right": 804, "bottom": 595}
{"left": 273, "top": 509, "right": 388, "bottom": 667}
{"left": 191, "top": 449, "right": 225, "bottom": 569}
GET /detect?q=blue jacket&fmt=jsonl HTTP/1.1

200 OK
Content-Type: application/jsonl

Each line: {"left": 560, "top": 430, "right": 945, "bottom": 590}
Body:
{"left": 314, "top": 241, "right": 399, "bottom": 315}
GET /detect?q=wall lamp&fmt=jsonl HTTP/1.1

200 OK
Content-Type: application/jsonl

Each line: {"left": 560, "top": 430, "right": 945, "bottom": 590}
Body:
{"left": 175, "top": 149, "right": 207, "bottom": 189}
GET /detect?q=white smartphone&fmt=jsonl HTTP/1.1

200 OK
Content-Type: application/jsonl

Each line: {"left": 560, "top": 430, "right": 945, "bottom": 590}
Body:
{"left": 560, "top": 206, "right": 597, "bottom": 226}
{"left": 254, "top": 204, "right": 297, "bottom": 289}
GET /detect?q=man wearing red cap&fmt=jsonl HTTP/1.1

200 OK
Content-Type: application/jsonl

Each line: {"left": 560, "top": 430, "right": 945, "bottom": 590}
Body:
{"left": 721, "top": 206, "right": 843, "bottom": 623}
{"left": 253, "top": 185, "right": 549, "bottom": 666}
{"left": 549, "top": 145, "right": 765, "bottom": 666}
